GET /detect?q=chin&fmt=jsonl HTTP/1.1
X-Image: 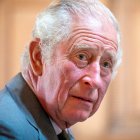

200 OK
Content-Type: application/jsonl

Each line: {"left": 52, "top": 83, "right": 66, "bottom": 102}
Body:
{"left": 66, "top": 111, "right": 91, "bottom": 125}
{"left": 78, "top": 113, "right": 90, "bottom": 122}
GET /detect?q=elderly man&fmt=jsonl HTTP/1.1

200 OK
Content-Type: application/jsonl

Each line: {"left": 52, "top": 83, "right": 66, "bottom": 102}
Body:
{"left": 0, "top": 0, "right": 122, "bottom": 139}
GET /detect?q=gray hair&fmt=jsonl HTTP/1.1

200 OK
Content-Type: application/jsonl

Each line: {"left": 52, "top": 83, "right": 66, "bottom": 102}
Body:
{"left": 21, "top": 0, "right": 122, "bottom": 78}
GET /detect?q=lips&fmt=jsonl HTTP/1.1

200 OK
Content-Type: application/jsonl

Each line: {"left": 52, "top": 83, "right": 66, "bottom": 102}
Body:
{"left": 71, "top": 95, "right": 93, "bottom": 103}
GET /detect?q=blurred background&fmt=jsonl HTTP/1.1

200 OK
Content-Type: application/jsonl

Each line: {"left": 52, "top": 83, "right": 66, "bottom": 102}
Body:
{"left": 0, "top": 0, "right": 140, "bottom": 140}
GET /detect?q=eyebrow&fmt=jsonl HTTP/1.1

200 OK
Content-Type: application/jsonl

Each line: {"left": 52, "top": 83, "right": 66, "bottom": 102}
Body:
{"left": 103, "top": 50, "right": 117, "bottom": 64}
{"left": 75, "top": 43, "right": 117, "bottom": 59}
{"left": 75, "top": 44, "right": 99, "bottom": 51}
{"left": 76, "top": 42, "right": 117, "bottom": 52}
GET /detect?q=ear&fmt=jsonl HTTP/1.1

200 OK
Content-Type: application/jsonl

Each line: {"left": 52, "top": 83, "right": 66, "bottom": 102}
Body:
{"left": 29, "top": 39, "right": 43, "bottom": 76}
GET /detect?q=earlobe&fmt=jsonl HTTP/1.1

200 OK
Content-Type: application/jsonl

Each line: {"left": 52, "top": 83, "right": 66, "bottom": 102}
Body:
{"left": 29, "top": 40, "right": 43, "bottom": 76}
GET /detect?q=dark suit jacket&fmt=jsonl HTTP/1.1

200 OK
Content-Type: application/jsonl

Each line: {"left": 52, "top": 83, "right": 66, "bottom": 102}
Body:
{"left": 0, "top": 73, "right": 73, "bottom": 140}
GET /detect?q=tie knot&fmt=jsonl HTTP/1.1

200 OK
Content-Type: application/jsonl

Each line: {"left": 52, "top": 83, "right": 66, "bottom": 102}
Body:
{"left": 58, "top": 130, "right": 70, "bottom": 140}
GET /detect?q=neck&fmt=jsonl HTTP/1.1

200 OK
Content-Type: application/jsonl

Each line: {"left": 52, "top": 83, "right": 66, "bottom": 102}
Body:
{"left": 50, "top": 113, "right": 72, "bottom": 130}
{"left": 21, "top": 69, "right": 38, "bottom": 93}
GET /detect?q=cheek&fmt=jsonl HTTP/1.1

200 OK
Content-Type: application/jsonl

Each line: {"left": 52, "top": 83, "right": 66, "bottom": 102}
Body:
{"left": 104, "top": 73, "right": 112, "bottom": 84}
{"left": 38, "top": 70, "right": 61, "bottom": 104}
{"left": 37, "top": 64, "right": 67, "bottom": 107}
{"left": 90, "top": 77, "right": 111, "bottom": 115}
{"left": 100, "top": 76, "right": 112, "bottom": 101}
{"left": 59, "top": 61, "right": 83, "bottom": 88}
{"left": 60, "top": 61, "right": 82, "bottom": 80}
{"left": 57, "top": 61, "right": 83, "bottom": 108}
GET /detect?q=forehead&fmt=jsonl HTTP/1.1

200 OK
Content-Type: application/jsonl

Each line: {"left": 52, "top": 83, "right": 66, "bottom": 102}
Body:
{"left": 55, "top": 15, "right": 118, "bottom": 57}
{"left": 59, "top": 17, "right": 117, "bottom": 54}
{"left": 71, "top": 15, "right": 118, "bottom": 47}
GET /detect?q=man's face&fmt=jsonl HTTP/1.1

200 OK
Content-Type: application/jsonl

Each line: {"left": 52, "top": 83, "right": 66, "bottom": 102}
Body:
{"left": 37, "top": 16, "right": 118, "bottom": 128}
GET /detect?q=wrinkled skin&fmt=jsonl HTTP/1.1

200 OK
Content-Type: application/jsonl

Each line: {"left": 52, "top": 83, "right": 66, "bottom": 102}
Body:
{"left": 27, "top": 16, "right": 118, "bottom": 129}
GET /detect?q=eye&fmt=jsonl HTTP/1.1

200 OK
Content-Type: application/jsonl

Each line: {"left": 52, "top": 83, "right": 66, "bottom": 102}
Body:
{"left": 102, "top": 61, "right": 112, "bottom": 68}
{"left": 100, "top": 59, "right": 113, "bottom": 76}
{"left": 77, "top": 53, "right": 88, "bottom": 61}
{"left": 72, "top": 51, "right": 90, "bottom": 68}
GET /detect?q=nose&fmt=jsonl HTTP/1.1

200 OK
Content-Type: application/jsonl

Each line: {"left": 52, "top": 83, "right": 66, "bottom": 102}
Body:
{"left": 82, "top": 63, "right": 101, "bottom": 89}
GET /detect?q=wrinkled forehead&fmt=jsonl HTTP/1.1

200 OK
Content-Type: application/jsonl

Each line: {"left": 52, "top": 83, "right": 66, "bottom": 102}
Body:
{"left": 71, "top": 14, "right": 118, "bottom": 48}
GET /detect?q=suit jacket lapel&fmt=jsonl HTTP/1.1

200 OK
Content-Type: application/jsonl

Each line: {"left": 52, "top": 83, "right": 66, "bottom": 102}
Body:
{"left": 6, "top": 73, "right": 58, "bottom": 140}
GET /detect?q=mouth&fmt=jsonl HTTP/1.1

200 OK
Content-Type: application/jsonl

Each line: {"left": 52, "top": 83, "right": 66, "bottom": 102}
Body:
{"left": 71, "top": 95, "right": 93, "bottom": 103}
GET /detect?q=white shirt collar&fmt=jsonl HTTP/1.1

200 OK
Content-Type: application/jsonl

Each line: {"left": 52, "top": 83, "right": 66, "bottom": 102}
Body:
{"left": 50, "top": 118, "right": 62, "bottom": 135}
{"left": 50, "top": 118, "right": 69, "bottom": 135}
